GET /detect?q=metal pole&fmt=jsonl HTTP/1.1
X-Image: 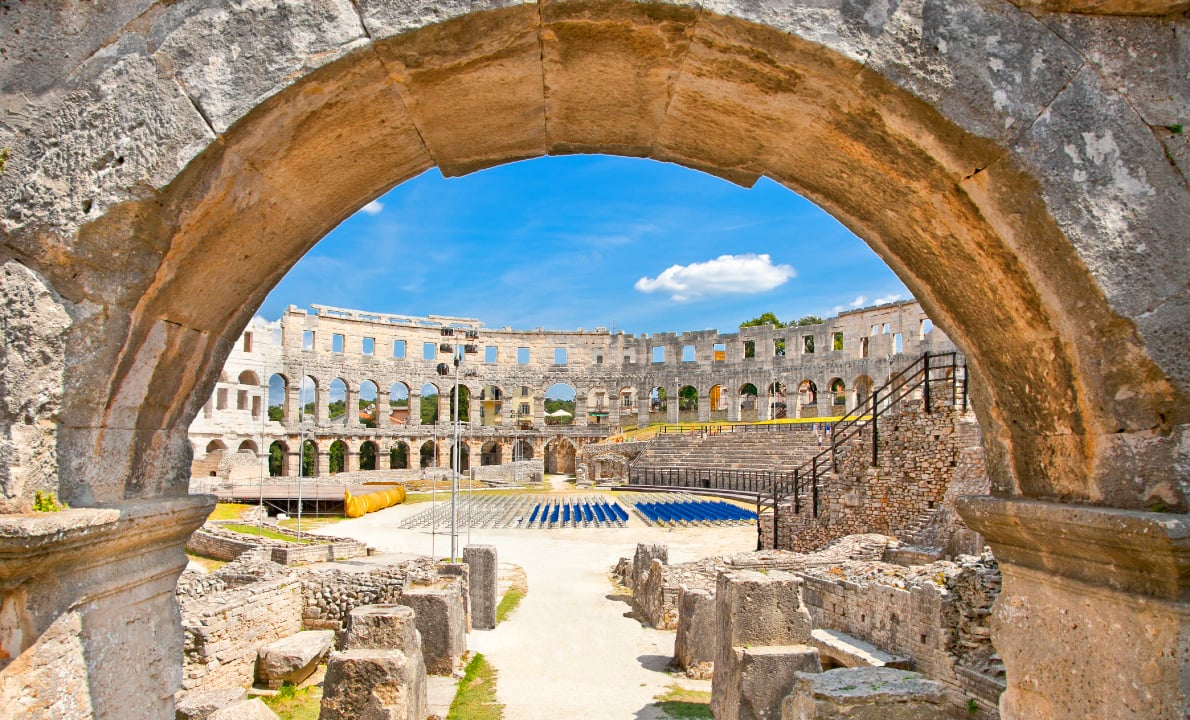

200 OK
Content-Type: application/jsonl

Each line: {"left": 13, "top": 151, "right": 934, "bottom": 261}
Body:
{"left": 922, "top": 351, "right": 931, "bottom": 412}
{"left": 297, "top": 364, "right": 306, "bottom": 540}
{"left": 451, "top": 343, "right": 460, "bottom": 561}
{"left": 871, "top": 387, "right": 879, "bottom": 468}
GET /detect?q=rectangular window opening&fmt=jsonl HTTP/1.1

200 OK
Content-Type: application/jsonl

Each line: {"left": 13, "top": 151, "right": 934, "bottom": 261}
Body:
{"left": 743, "top": 340, "right": 755, "bottom": 359}
{"left": 894, "top": 333, "right": 904, "bottom": 354}
{"left": 251, "top": 396, "right": 261, "bottom": 419}
{"left": 236, "top": 389, "right": 248, "bottom": 411}
{"left": 652, "top": 346, "right": 665, "bottom": 363}
{"left": 423, "top": 342, "right": 437, "bottom": 360}
{"left": 861, "top": 337, "right": 870, "bottom": 358}
{"left": 485, "top": 346, "right": 498, "bottom": 363}
{"left": 595, "top": 353, "right": 604, "bottom": 364}
{"left": 554, "top": 348, "right": 568, "bottom": 365}
{"left": 216, "top": 388, "right": 228, "bottom": 410}
{"left": 920, "top": 318, "right": 933, "bottom": 338}
{"left": 774, "top": 338, "right": 785, "bottom": 357}
{"left": 803, "top": 335, "right": 815, "bottom": 354}
{"left": 302, "top": 330, "right": 315, "bottom": 351}
{"left": 832, "top": 332, "right": 844, "bottom": 351}
{"left": 517, "top": 347, "right": 530, "bottom": 365}
{"left": 242, "top": 332, "right": 253, "bottom": 353}
{"left": 713, "top": 343, "right": 726, "bottom": 362}
{"left": 393, "top": 339, "right": 406, "bottom": 359}
{"left": 332, "top": 333, "right": 345, "bottom": 354}
{"left": 362, "top": 337, "right": 375, "bottom": 356}
{"left": 682, "top": 345, "right": 696, "bottom": 362}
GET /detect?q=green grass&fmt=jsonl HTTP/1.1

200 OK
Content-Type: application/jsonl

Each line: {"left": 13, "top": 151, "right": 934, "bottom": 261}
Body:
{"left": 209, "top": 502, "right": 255, "bottom": 521}
{"left": 654, "top": 685, "right": 712, "bottom": 719}
{"left": 496, "top": 587, "right": 526, "bottom": 624}
{"left": 276, "top": 515, "right": 343, "bottom": 531}
{"left": 447, "top": 653, "right": 504, "bottom": 720}
{"left": 222, "top": 523, "right": 316, "bottom": 543}
{"left": 260, "top": 683, "right": 321, "bottom": 720}
{"left": 185, "top": 551, "right": 228, "bottom": 573}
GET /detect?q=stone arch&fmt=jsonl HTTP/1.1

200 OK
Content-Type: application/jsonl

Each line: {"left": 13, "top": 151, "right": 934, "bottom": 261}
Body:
{"left": 329, "top": 439, "right": 349, "bottom": 474}
{"left": 268, "top": 440, "right": 288, "bottom": 477}
{"left": 301, "top": 439, "right": 319, "bottom": 478}
{"left": 237, "top": 370, "right": 260, "bottom": 386}
{"left": 828, "top": 377, "right": 847, "bottom": 409}
{"left": 267, "top": 373, "right": 288, "bottom": 423}
{"left": 544, "top": 383, "right": 576, "bottom": 426}
{"left": 512, "top": 439, "right": 535, "bottom": 462}
{"left": 389, "top": 381, "right": 411, "bottom": 425}
{"left": 853, "top": 375, "right": 875, "bottom": 411}
{"left": 204, "top": 439, "right": 227, "bottom": 454}
{"left": 767, "top": 381, "right": 787, "bottom": 420}
{"left": 797, "top": 379, "right": 819, "bottom": 418}
{"left": 358, "top": 379, "right": 379, "bottom": 427}
{"left": 449, "top": 441, "right": 471, "bottom": 472}
{"left": 236, "top": 439, "right": 258, "bottom": 455}
{"left": 359, "top": 440, "right": 378, "bottom": 471}
{"left": 544, "top": 437, "right": 577, "bottom": 475}
{"left": 389, "top": 441, "right": 410, "bottom": 470}
{"left": 421, "top": 383, "right": 441, "bottom": 425}
{"left": 480, "top": 385, "right": 504, "bottom": 426}
{"left": 2, "top": 3, "right": 1186, "bottom": 718}
{"left": 328, "top": 378, "right": 349, "bottom": 423}
{"left": 481, "top": 441, "right": 502, "bottom": 466}
{"left": 419, "top": 440, "right": 437, "bottom": 468}
{"left": 678, "top": 384, "right": 699, "bottom": 422}
{"left": 738, "top": 383, "right": 759, "bottom": 422}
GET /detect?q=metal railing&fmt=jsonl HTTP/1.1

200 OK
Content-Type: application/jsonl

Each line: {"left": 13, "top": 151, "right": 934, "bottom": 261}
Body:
{"left": 758, "top": 351, "right": 967, "bottom": 548}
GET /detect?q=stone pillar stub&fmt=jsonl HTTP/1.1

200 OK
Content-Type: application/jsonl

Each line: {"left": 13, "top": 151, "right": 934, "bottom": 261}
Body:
{"left": 408, "top": 392, "right": 421, "bottom": 427}
{"left": 782, "top": 667, "right": 948, "bottom": 719}
{"left": 712, "top": 570, "right": 816, "bottom": 720}
{"left": 631, "top": 542, "right": 668, "bottom": 590}
{"left": 342, "top": 604, "right": 421, "bottom": 656}
{"left": 674, "top": 586, "right": 716, "bottom": 677}
{"left": 320, "top": 649, "right": 426, "bottom": 720}
{"left": 957, "top": 496, "right": 1190, "bottom": 720}
{"left": 376, "top": 390, "right": 390, "bottom": 428}
{"left": 463, "top": 545, "right": 498, "bottom": 630}
{"left": 397, "top": 579, "right": 467, "bottom": 675}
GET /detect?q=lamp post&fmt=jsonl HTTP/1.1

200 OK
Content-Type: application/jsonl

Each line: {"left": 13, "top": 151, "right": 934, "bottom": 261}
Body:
{"left": 437, "top": 328, "right": 479, "bottom": 561}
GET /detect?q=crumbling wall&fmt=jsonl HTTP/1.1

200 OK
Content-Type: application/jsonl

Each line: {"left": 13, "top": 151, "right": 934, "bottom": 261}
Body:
{"left": 797, "top": 553, "right": 1004, "bottom": 710}
{"left": 762, "top": 404, "right": 988, "bottom": 554}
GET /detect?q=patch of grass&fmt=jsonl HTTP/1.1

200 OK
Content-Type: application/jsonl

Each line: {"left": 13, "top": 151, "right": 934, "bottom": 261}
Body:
{"left": 261, "top": 682, "right": 321, "bottom": 720}
{"left": 496, "top": 565, "right": 528, "bottom": 624}
{"left": 654, "top": 684, "right": 712, "bottom": 719}
{"left": 209, "top": 503, "right": 255, "bottom": 521}
{"left": 185, "top": 551, "right": 228, "bottom": 573}
{"left": 276, "top": 514, "right": 343, "bottom": 531}
{"left": 447, "top": 653, "right": 504, "bottom": 720}
{"left": 222, "top": 523, "right": 316, "bottom": 543}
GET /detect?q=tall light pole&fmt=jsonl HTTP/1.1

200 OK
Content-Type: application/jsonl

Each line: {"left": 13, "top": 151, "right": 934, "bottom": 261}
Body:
{"left": 438, "top": 328, "right": 478, "bottom": 561}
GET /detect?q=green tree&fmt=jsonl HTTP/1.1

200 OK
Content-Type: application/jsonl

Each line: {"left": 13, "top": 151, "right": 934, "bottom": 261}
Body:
{"left": 795, "top": 315, "right": 824, "bottom": 326}
{"left": 268, "top": 443, "right": 284, "bottom": 476}
{"left": 328, "top": 399, "right": 346, "bottom": 419}
{"left": 678, "top": 386, "right": 698, "bottom": 411}
{"left": 268, "top": 405, "right": 284, "bottom": 422}
{"left": 740, "top": 311, "right": 785, "bottom": 328}
{"left": 329, "top": 441, "right": 346, "bottom": 473}
{"left": 301, "top": 441, "right": 315, "bottom": 477}
{"left": 421, "top": 394, "right": 439, "bottom": 424}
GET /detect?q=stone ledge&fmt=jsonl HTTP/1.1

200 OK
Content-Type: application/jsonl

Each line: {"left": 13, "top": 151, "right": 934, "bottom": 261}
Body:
{"left": 956, "top": 495, "right": 1190, "bottom": 601}
{"left": 0, "top": 495, "right": 215, "bottom": 584}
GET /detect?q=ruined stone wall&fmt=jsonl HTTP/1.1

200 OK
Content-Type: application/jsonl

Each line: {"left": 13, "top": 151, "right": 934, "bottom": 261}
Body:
{"left": 797, "top": 555, "right": 1004, "bottom": 710}
{"left": 761, "top": 402, "right": 988, "bottom": 554}
{"left": 180, "top": 578, "right": 304, "bottom": 692}
{"left": 186, "top": 524, "right": 369, "bottom": 565}
{"left": 300, "top": 564, "right": 428, "bottom": 632}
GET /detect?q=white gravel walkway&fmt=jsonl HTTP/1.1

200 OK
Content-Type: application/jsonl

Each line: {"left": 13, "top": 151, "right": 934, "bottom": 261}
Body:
{"left": 315, "top": 489, "right": 756, "bottom": 719}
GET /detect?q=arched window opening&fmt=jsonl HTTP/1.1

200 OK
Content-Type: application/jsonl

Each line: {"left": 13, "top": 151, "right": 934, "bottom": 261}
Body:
{"left": 359, "top": 441, "right": 378, "bottom": 471}
{"left": 390, "top": 442, "right": 409, "bottom": 470}
{"left": 544, "top": 384, "right": 576, "bottom": 426}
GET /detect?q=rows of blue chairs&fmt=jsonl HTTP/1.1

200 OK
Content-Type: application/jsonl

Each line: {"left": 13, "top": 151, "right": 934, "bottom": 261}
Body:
{"left": 524, "top": 499, "right": 629, "bottom": 528}
{"left": 632, "top": 500, "right": 757, "bottom": 526}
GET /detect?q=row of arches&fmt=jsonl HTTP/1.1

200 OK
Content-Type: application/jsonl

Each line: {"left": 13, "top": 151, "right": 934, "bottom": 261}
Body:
{"left": 205, "top": 436, "right": 580, "bottom": 477}
{"left": 237, "top": 373, "right": 890, "bottom": 427}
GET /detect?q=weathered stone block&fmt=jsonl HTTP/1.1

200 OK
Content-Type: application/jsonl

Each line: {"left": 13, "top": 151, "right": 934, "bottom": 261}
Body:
{"left": 175, "top": 688, "right": 247, "bottom": 720}
{"left": 319, "top": 649, "right": 426, "bottom": 720}
{"left": 342, "top": 604, "right": 421, "bottom": 655}
{"left": 674, "top": 586, "right": 716, "bottom": 678}
{"left": 782, "top": 667, "right": 947, "bottom": 719}
{"left": 207, "top": 698, "right": 280, "bottom": 720}
{"left": 397, "top": 579, "right": 467, "bottom": 675}
{"left": 809, "top": 629, "right": 911, "bottom": 670}
{"left": 463, "top": 545, "right": 498, "bottom": 630}
{"left": 437, "top": 561, "right": 471, "bottom": 631}
{"left": 631, "top": 543, "right": 668, "bottom": 590}
{"left": 733, "top": 645, "right": 822, "bottom": 720}
{"left": 255, "top": 629, "right": 335, "bottom": 689}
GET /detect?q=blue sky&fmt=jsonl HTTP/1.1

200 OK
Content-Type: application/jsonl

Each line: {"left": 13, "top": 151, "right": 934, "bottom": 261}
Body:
{"left": 258, "top": 154, "right": 909, "bottom": 335}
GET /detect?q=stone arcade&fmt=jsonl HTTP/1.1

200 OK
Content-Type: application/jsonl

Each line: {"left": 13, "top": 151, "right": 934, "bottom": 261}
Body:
{"left": 0, "top": 2, "right": 1186, "bottom": 719}
{"left": 189, "top": 300, "right": 951, "bottom": 483}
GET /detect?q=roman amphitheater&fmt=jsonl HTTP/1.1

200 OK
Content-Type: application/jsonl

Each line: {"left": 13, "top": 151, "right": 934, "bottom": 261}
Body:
{"left": 0, "top": 2, "right": 1186, "bottom": 719}
{"left": 190, "top": 300, "right": 949, "bottom": 483}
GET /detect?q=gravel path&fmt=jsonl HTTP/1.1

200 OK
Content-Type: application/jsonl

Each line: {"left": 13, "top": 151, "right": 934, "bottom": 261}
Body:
{"left": 315, "top": 488, "right": 756, "bottom": 719}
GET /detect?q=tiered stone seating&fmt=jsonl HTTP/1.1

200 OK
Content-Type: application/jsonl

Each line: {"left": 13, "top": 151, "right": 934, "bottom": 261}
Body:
{"left": 632, "top": 428, "right": 824, "bottom": 475}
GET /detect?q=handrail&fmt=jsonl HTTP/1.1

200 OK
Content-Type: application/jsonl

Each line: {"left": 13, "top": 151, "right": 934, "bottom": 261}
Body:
{"left": 759, "top": 351, "right": 967, "bottom": 549}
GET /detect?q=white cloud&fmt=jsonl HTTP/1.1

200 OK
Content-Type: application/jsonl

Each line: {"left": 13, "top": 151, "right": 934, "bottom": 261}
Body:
{"left": 360, "top": 200, "right": 384, "bottom": 215}
{"left": 832, "top": 295, "right": 870, "bottom": 314}
{"left": 873, "top": 293, "right": 903, "bottom": 305}
{"left": 634, "top": 254, "right": 795, "bottom": 302}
